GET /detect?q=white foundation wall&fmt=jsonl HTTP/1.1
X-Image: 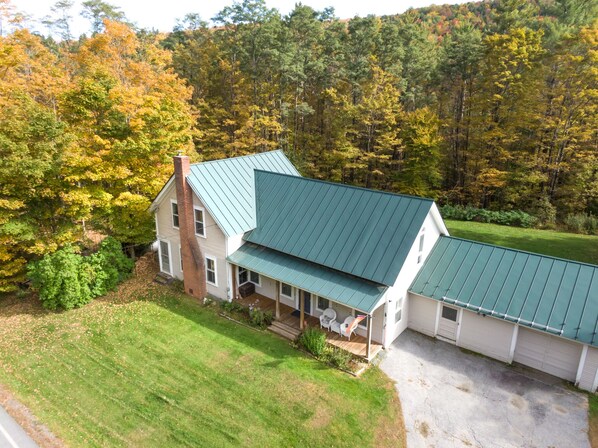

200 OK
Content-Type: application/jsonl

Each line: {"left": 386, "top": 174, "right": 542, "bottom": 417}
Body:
{"left": 154, "top": 181, "right": 230, "bottom": 300}
{"left": 384, "top": 207, "right": 444, "bottom": 347}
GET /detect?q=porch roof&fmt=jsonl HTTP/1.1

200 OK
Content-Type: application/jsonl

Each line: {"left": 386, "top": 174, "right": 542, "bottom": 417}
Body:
{"left": 227, "top": 243, "right": 387, "bottom": 313}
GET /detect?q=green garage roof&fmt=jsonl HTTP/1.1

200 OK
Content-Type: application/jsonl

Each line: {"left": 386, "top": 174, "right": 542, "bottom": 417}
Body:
{"left": 410, "top": 236, "right": 598, "bottom": 346}
{"left": 246, "top": 171, "right": 433, "bottom": 286}
{"left": 186, "top": 151, "right": 300, "bottom": 237}
{"left": 227, "top": 243, "right": 388, "bottom": 313}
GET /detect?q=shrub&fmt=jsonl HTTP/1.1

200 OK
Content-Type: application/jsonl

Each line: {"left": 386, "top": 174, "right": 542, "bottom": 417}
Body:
{"left": 220, "top": 300, "right": 245, "bottom": 314}
{"left": 323, "top": 347, "right": 353, "bottom": 370}
{"left": 564, "top": 214, "right": 598, "bottom": 235}
{"left": 299, "top": 326, "right": 327, "bottom": 357}
{"left": 249, "top": 309, "right": 274, "bottom": 329}
{"left": 87, "top": 237, "right": 134, "bottom": 296}
{"left": 28, "top": 237, "right": 134, "bottom": 311}
{"left": 440, "top": 205, "right": 538, "bottom": 228}
{"left": 28, "top": 246, "right": 93, "bottom": 310}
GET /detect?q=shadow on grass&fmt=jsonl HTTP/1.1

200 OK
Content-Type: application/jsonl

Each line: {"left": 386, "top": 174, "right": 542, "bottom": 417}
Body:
{"left": 146, "top": 289, "right": 333, "bottom": 370}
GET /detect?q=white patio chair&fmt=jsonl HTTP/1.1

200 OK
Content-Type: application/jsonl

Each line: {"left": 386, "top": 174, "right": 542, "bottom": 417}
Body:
{"left": 340, "top": 316, "right": 357, "bottom": 340}
{"left": 319, "top": 308, "right": 337, "bottom": 330}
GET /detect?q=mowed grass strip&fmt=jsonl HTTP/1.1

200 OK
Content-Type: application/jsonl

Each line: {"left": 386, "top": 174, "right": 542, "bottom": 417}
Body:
{"left": 445, "top": 220, "right": 598, "bottom": 265}
{"left": 0, "top": 279, "right": 404, "bottom": 448}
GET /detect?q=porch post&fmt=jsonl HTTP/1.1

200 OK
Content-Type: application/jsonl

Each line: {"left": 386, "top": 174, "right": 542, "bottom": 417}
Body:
{"left": 299, "top": 289, "right": 305, "bottom": 329}
{"left": 275, "top": 280, "right": 281, "bottom": 319}
{"left": 366, "top": 314, "right": 372, "bottom": 360}
{"left": 231, "top": 264, "right": 238, "bottom": 301}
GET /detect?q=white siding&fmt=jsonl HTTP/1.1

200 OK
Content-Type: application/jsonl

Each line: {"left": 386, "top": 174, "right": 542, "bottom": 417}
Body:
{"left": 579, "top": 347, "right": 598, "bottom": 392}
{"left": 407, "top": 293, "right": 437, "bottom": 337}
{"left": 514, "top": 327, "right": 583, "bottom": 382}
{"left": 458, "top": 311, "right": 514, "bottom": 363}
{"left": 384, "top": 208, "right": 444, "bottom": 346}
{"left": 154, "top": 181, "right": 230, "bottom": 300}
{"left": 155, "top": 182, "right": 182, "bottom": 279}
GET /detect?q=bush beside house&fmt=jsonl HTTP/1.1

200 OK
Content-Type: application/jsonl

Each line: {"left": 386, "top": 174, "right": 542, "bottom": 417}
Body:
{"left": 28, "top": 237, "right": 134, "bottom": 310}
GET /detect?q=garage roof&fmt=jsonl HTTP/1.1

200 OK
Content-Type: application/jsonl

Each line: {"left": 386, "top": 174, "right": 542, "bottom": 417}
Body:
{"left": 410, "top": 236, "right": 598, "bottom": 346}
{"left": 227, "top": 243, "right": 388, "bottom": 313}
{"left": 245, "top": 170, "right": 433, "bottom": 286}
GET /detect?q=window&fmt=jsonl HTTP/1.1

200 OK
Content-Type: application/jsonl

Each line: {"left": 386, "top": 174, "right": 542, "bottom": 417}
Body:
{"left": 171, "top": 201, "right": 179, "bottom": 228}
{"left": 353, "top": 310, "right": 368, "bottom": 329}
{"left": 395, "top": 297, "right": 403, "bottom": 323}
{"left": 159, "top": 240, "right": 171, "bottom": 274}
{"left": 194, "top": 206, "right": 205, "bottom": 237}
{"left": 206, "top": 256, "right": 217, "bottom": 286}
{"left": 280, "top": 282, "right": 292, "bottom": 298}
{"left": 238, "top": 267, "right": 248, "bottom": 284}
{"left": 317, "top": 297, "right": 329, "bottom": 311}
{"left": 442, "top": 306, "right": 458, "bottom": 322}
{"left": 249, "top": 271, "right": 260, "bottom": 286}
{"left": 417, "top": 233, "right": 425, "bottom": 264}
{"left": 179, "top": 246, "right": 183, "bottom": 271}
{"left": 238, "top": 267, "right": 260, "bottom": 286}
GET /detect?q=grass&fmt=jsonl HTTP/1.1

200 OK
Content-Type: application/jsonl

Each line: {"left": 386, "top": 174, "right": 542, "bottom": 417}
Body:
{"left": 445, "top": 220, "right": 598, "bottom": 265}
{"left": 0, "top": 264, "right": 404, "bottom": 448}
{"left": 590, "top": 394, "right": 598, "bottom": 448}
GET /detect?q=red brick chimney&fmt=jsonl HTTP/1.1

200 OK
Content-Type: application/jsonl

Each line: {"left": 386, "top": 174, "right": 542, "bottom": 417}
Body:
{"left": 174, "top": 154, "right": 206, "bottom": 299}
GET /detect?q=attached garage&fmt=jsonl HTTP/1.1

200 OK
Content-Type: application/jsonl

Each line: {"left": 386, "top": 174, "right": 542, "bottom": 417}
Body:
{"left": 409, "top": 236, "right": 598, "bottom": 392}
{"left": 514, "top": 327, "right": 583, "bottom": 382}
{"left": 458, "top": 310, "right": 514, "bottom": 363}
{"left": 407, "top": 294, "right": 437, "bottom": 337}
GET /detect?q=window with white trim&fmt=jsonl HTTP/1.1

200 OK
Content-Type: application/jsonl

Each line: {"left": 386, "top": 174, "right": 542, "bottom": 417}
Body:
{"left": 171, "top": 201, "right": 179, "bottom": 229}
{"left": 249, "top": 271, "right": 260, "bottom": 286}
{"left": 316, "top": 297, "right": 329, "bottom": 311}
{"left": 206, "top": 256, "right": 217, "bottom": 286}
{"left": 194, "top": 206, "right": 205, "bottom": 237}
{"left": 417, "top": 232, "right": 425, "bottom": 264}
{"left": 280, "top": 282, "right": 292, "bottom": 298}
{"left": 352, "top": 309, "right": 368, "bottom": 330}
{"left": 395, "top": 297, "right": 403, "bottom": 323}
{"left": 238, "top": 267, "right": 260, "bottom": 286}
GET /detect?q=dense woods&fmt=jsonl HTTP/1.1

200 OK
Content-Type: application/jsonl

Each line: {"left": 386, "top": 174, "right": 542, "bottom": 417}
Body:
{"left": 0, "top": 0, "right": 596, "bottom": 291}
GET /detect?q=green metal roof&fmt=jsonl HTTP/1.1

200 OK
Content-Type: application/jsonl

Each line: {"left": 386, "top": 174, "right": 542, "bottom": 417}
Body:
{"left": 186, "top": 151, "right": 300, "bottom": 237}
{"left": 227, "top": 243, "right": 388, "bottom": 313}
{"left": 245, "top": 171, "right": 433, "bottom": 286}
{"left": 410, "top": 236, "right": 598, "bottom": 346}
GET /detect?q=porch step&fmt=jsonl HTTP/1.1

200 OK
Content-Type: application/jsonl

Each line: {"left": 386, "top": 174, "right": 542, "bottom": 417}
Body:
{"left": 268, "top": 320, "right": 301, "bottom": 341}
{"left": 154, "top": 272, "right": 174, "bottom": 285}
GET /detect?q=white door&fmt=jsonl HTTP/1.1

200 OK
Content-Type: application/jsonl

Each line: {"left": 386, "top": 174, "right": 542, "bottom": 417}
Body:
{"left": 514, "top": 327, "right": 582, "bottom": 381}
{"left": 159, "top": 240, "right": 171, "bottom": 275}
{"left": 437, "top": 305, "right": 459, "bottom": 342}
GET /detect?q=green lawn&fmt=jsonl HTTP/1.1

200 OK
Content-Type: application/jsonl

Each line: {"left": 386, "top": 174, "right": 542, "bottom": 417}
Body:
{"left": 445, "top": 220, "right": 598, "bottom": 265}
{"left": 0, "top": 276, "right": 404, "bottom": 447}
{"left": 590, "top": 394, "right": 598, "bottom": 448}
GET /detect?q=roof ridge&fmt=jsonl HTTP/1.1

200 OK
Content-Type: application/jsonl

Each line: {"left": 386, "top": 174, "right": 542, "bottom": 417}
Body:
{"left": 190, "top": 150, "right": 285, "bottom": 167}
{"left": 254, "top": 169, "right": 434, "bottom": 203}
{"left": 441, "top": 235, "right": 598, "bottom": 269}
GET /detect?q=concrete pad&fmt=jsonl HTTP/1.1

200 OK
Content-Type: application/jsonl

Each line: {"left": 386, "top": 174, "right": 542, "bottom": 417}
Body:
{"left": 381, "top": 330, "right": 589, "bottom": 448}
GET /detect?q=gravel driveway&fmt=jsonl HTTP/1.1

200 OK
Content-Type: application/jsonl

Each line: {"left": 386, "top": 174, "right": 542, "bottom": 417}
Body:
{"left": 381, "top": 330, "right": 590, "bottom": 448}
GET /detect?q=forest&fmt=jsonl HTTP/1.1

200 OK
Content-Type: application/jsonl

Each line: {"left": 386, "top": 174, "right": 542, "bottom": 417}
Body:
{"left": 0, "top": 0, "right": 596, "bottom": 291}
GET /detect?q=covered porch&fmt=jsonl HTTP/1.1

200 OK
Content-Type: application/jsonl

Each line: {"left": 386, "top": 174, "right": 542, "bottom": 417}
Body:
{"left": 236, "top": 292, "right": 384, "bottom": 361}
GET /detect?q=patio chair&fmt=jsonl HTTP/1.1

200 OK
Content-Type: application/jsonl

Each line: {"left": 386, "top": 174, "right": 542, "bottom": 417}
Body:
{"left": 319, "top": 308, "right": 337, "bottom": 330}
{"left": 340, "top": 316, "right": 357, "bottom": 340}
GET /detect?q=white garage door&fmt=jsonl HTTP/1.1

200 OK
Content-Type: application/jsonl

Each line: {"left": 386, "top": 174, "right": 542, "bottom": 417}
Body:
{"left": 458, "top": 311, "right": 513, "bottom": 363}
{"left": 514, "top": 327, "right": 582, "bottom": 381}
